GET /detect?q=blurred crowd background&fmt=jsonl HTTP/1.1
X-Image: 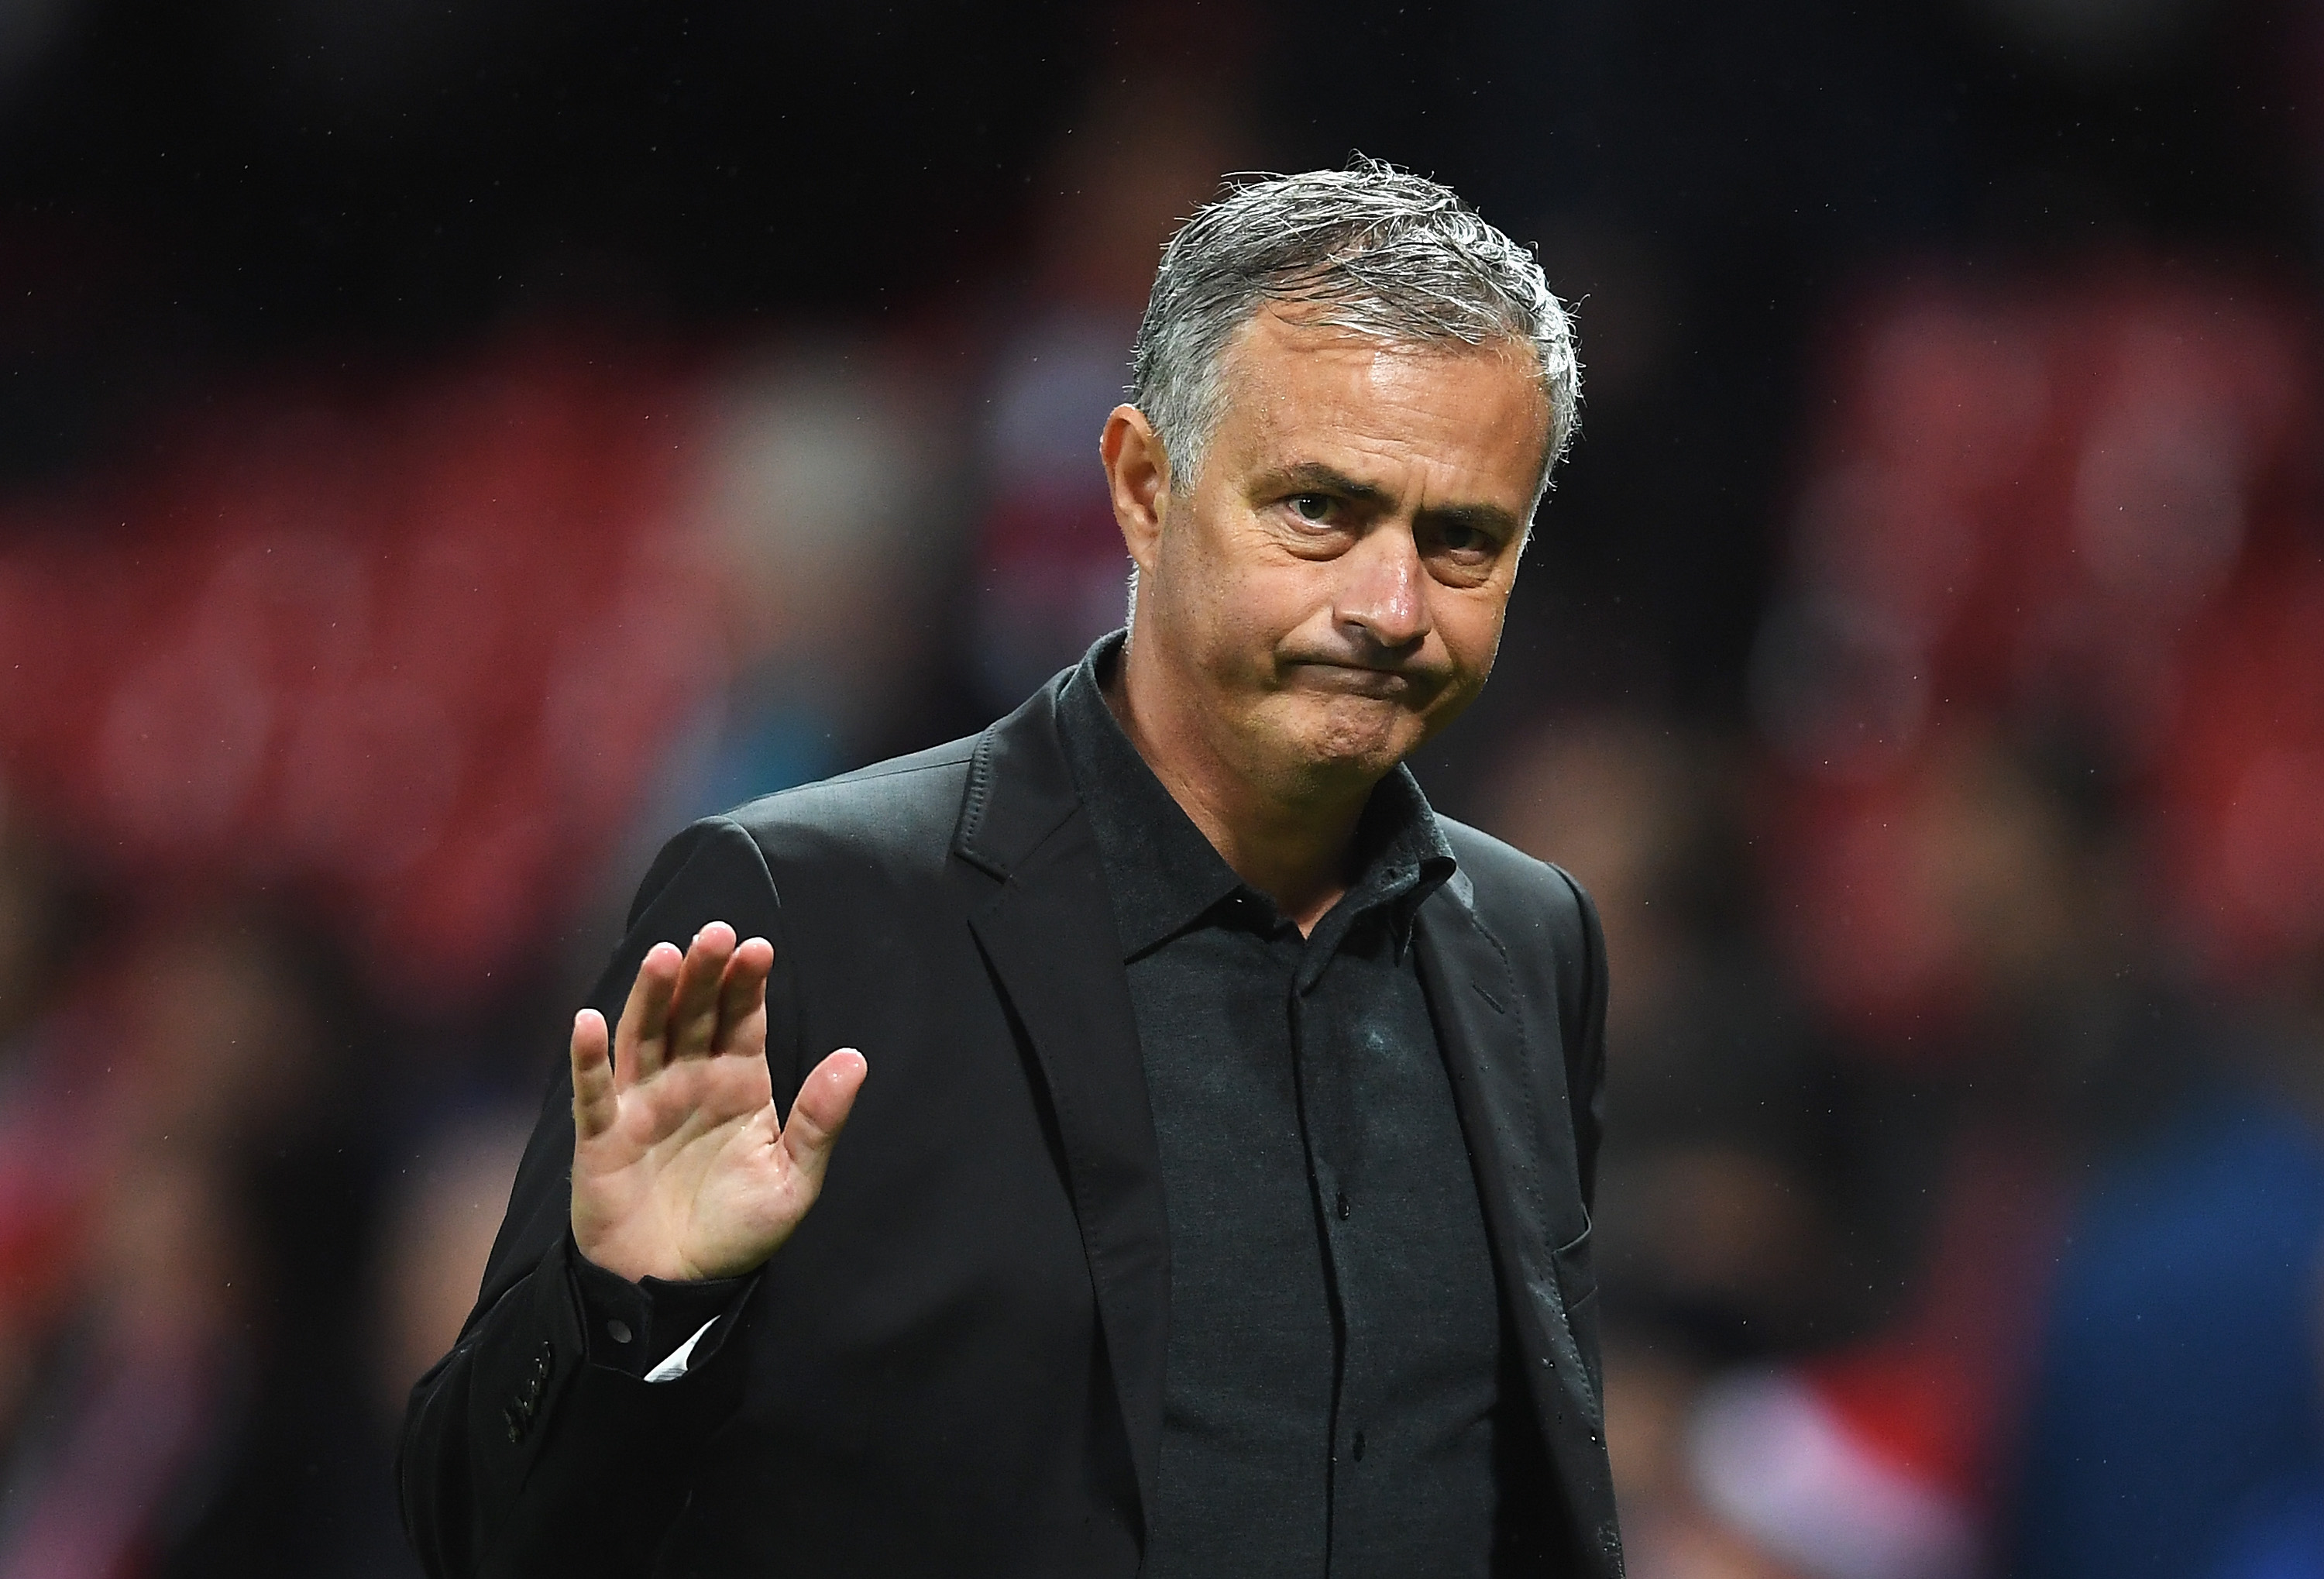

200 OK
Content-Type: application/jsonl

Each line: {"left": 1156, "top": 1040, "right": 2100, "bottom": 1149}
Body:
{"left": 1, "top": 1, "right": 2322, "bottom": 1574}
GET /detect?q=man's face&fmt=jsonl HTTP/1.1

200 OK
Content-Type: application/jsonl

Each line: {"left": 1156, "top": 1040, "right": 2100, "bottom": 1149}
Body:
{"left": 1120, "top": 308, "right": 1548, "bottom": 799}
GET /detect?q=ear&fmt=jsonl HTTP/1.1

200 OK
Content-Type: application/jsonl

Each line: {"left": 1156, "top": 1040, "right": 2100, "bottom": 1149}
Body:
{"left": 1100, "top": 404, "right": 1170, "bottom": 578}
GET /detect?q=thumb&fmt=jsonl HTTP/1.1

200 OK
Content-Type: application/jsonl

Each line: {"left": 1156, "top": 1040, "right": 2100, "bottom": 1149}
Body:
{"left": 779, "top": 1048, "right": 868, "bottom": 1188}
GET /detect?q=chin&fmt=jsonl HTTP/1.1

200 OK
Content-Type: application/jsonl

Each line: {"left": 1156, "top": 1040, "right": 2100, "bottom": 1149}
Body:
{"left": 1281, "top": 697, "right": 1423, "bottom": 782}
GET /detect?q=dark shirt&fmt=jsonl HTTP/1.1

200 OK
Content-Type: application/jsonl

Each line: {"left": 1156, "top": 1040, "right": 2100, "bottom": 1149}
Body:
{"left": 1055, "top": 633, "right": 1512, "bottom": 1579}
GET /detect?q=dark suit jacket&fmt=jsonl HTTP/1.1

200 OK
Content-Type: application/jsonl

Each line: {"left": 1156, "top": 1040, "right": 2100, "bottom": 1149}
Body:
{"left": 399, "top": 670, "right": 1621, "bottom": 1578}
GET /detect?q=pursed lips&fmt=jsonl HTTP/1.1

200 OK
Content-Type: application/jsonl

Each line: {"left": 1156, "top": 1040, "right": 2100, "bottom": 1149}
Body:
{"left": 1283, "top": 660, "right": 1440, "bottom": 699}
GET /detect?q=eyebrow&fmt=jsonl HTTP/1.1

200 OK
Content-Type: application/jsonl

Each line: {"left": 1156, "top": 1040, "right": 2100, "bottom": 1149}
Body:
{"left": 1256, "top": 461, "right": 1527, "bottom": 542}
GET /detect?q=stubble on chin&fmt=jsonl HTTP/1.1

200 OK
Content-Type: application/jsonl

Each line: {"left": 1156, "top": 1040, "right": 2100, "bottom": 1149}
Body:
{"left": 1265, "top": 690, "right": 1431, "bottom": 793}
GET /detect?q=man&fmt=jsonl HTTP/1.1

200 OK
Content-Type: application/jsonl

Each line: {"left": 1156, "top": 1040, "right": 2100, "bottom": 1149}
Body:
{"left": 401, "top": 159, "right": 1618, "bottom": 1578}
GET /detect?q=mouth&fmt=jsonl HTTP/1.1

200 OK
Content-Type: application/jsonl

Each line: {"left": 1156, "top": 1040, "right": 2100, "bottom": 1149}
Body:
{"left": 1285, "top": 661, "right": 1440, "bottom": 700}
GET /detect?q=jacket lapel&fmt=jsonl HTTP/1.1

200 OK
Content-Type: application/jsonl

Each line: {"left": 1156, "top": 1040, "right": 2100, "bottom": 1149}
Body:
{"left": 954, "top": 683, "right": 1171, "bottom": 1542}
{"left": 1415, "top": 882, "right": 1616, "bottom": 1567}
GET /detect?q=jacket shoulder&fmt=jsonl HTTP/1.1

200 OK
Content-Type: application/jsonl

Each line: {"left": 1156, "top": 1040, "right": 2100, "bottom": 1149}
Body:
{"left": 717, "top": 734, "right": 978, "bottom": 880}
{"left": 1434, "top": 814, "right": 1593, "bottom": 945}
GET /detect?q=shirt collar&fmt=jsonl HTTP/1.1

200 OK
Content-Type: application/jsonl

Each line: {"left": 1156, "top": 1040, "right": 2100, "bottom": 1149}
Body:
{"left": 1328, "top": 753, "right": 1459, "bottom": 963}
{"left": 1055, "top": 630, "right": 1457, "bottom": 963}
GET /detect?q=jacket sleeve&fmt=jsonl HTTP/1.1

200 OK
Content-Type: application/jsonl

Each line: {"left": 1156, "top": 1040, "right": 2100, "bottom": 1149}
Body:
{"left": 397, "top": 815, "right": 797, "bottom": 1579}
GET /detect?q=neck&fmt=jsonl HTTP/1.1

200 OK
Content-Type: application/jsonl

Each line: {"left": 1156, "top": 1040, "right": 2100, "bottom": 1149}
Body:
{"left": 1105, "top": 639, "right": 1375, "bottom": 934}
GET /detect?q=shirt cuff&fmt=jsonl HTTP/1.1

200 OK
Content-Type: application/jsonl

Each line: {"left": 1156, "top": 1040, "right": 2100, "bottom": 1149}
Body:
{"left": 564, "top": 1233, "right": 755, "bottom": 1382}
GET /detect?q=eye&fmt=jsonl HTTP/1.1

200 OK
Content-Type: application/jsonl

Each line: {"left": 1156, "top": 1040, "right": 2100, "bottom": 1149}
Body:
{"left": 1440, "top": 523, "right": 1488, "bottom": 554}
{"left": 1287, "top": 493, "right": 1334, "bottom": 523}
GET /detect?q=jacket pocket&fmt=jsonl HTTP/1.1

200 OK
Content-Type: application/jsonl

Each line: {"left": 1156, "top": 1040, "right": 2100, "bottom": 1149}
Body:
{"left": 1550, "top": 1223, "right": 1603, "bottom": 1405}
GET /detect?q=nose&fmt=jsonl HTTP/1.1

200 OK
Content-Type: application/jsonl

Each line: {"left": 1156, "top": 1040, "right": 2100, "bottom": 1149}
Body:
{"left": 1334, "top": 525, "right": 1431, "bottom": 652}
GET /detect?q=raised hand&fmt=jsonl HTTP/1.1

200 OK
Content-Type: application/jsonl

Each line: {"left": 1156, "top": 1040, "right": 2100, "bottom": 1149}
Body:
{"left": 568, "top": 922, "right": 866, "bottom": 1284}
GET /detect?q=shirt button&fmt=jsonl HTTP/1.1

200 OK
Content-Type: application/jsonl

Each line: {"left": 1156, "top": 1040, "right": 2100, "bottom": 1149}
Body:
{"left": 1353, "top": 1430, "right": 1367, "bottom": 1461}
{"left": 1336, "top": 1192, "right": 1351, "bottom": 1222}
{"left": 607, "top": 1319, "right": 634, "bottom": 1345}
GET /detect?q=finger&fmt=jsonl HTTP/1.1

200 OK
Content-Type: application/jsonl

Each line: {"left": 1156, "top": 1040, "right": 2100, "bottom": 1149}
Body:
{"left": 569, "top": 1009, "right": 617, "bottom": 1140}
{"left": 666, "top": 923, "right": 737, "bottom": 1063}
{"left": 779, "top": 1048, "right": 868, "bottom": 1191}
{"left": 615, "top": 941, "right": 684, "bottom": 1084}
{"left": 712, "top": 937, "right": 775, "bottom": 1058}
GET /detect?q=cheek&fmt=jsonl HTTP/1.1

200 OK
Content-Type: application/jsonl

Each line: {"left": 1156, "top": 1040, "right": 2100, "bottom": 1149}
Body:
{"left": 1434, "top": 587, "right": 1511, "bottom": 674}
{"left": 1191, "top": 553, "right": 1316, "bottom": 657}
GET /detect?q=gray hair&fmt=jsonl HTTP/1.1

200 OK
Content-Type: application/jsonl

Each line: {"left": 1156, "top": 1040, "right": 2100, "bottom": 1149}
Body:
{"left": 1129, "top": 157, "right": 1580, "bottom": 504}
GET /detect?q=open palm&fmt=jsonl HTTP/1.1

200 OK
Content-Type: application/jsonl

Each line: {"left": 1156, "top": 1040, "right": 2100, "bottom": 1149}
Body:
{"left": 569, "top": 922, "right": 866, "bottom": 1284}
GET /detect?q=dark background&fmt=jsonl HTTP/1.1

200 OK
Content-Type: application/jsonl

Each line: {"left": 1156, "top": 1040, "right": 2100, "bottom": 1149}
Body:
{"left": 0, "top": 3, "right": 2319, "bottom": 1575}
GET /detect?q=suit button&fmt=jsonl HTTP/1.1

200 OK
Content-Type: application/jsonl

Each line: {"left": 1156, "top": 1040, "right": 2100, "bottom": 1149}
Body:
{"left": 1352, "top": 1431, "right": 1367, "bottom": 1461}
{"left": 1336, "top": 1192, "right": 1351, "bottom": 1222}
{"left": 607, "top": 1319, "right": 633, "bottom": 1345}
